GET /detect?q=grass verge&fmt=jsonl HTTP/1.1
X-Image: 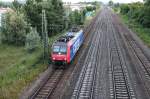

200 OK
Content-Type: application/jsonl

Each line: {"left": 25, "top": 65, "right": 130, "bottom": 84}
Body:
{"left": 120, "top": 14, "right": 150, "bottom": 47}
{"left": 0, "top": 33, "right": 63, "bottom": 99}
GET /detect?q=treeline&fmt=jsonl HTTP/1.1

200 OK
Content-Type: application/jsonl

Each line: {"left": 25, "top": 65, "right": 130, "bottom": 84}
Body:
{"left": 0, "top": 0, "right": 98, "bottom": 51}
{"left": 119, "top": 0, "right": 150, "bottom": 28}
{"left": 1, "top": 0, "right": 67, "bottom": 47}
{"left": 0, "top": 1, "right": 12, "bottom": 8}
{"left": 68, "top": 6, "right": 97, "bottom": 28}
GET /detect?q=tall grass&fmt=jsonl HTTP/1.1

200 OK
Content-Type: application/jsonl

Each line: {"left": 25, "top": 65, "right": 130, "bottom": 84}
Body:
{"left": 0, "top": 33, "right": 64, "bottom": 99}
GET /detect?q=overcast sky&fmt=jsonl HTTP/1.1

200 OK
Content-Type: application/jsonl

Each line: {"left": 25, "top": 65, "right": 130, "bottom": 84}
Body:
{"left": 63, "top": 0, "right": 143, "bottom": 3}
{"left": 0, "top": 0, "right": 143, "bottom": 3}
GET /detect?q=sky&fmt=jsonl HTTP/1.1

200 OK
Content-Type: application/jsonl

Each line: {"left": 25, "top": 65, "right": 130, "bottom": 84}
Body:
{"left": 63, "top": 0, "right": 143, "bottom": 3}
{"left": 0, "top": 0, "right": 143, "bottom": 3}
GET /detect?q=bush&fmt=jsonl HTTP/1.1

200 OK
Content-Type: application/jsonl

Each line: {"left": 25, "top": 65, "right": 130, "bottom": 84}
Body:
{"left": 140, "top": 6, "right": 150, "bottom": 27}
{"left": 86, "top": 6, "right": 96, "bottom": 12}
{"left": 25, "top": 28, "right": 41, "bottom": 52}
{"left": 120, "top": 4, "right": 130, "bottom": 14}
{"left": 119, "top": 2, "right": 150, "bottom": 28}
{"left": 69, "top": 9, "right": 87, "bottom": 27}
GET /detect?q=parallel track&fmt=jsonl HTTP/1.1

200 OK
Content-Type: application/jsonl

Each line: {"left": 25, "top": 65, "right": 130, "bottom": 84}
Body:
{"left": 71, "top": 11, "right": 103, "bottom": 99}
{"left": 123, "top": 28, "right": 150, "bottom": 95}
{"left": 110, "top": 11, "right": 136, "bottom": 99}
{"left": 125, "top": 35, "right": 150, "bottom": 77}
{"left": 71, "top": 30, "right": 100, "bottom": 99}
{"left": 110, "top": 46, "right": 131, "bottom": 98}
{"left": 112, "top": 11, "right": 150, "bottom": 97}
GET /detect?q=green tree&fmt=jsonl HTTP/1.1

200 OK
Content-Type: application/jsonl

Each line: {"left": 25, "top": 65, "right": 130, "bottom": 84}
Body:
{"left": 24, "top": 0, "right": 65, "bottom": 36}
{"left": 47, "top": 0, "right": 65, "bottom": 34}
{"left": 141, "top": 0, "right": 150, "bottom": 27}
{"left": 69, "top": 10, "right": 84, "bottom": 26}
{"left": 92, "top": 1, "right": 101, "bottom": 8}
{"left": 25, "top": 28, "right": 41, "bottom": 51}
{"left": 108, "top": 0, "right": 114, "bottom": 7}
{"left": 12, "top": 0, "right": 22, "bottom": 11}
{"left": 144, "top": 0, "right": 150, "bottom": 5}
{"left": 119, "top": 1, "right": 150, "bottom": 28}
{"left": 0, "top": 32, "right": 2, "bottom": 44}
{"left": 120, "top": 4, "right": 130, "bottom": 14}
{"left": 2, "top": 11, "right": 28, "bottom": 45}
{"left": 127, "top": 2, "right": 143, "bottom": 20}
{"left": 86, "top": 6, "right": 96, "bottom": 12}
{"left": 0, "top": 2, "right": 12, "bottom": 8}
{"left": 24, "top": 0, "right": 42, "bottom": 33}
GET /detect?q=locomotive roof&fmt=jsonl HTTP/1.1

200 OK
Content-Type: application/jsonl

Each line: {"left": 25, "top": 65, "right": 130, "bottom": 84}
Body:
{"left": 53, "top": 42, "right": 67, "bottom": 46}
{"left": 53, "top": 27, "right": 83, "bottom": 47}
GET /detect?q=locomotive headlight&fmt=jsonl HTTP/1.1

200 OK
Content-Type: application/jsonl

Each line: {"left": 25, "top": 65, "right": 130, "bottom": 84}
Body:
{"left": 64, "top": 58, "right": 66, "bottom": 60}
{"left": 53, "top": 57, "right": 55, "bottom": 60}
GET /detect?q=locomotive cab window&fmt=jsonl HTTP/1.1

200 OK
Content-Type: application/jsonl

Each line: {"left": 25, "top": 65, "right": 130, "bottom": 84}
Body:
{"left": 53, "top": 46, "right": 60, "bottom": 53}
{"left": 53, "top": 45, "right": 67, "bottom": 54}
{"left": 60, "top": 46, "right": 67, "bottom": 54}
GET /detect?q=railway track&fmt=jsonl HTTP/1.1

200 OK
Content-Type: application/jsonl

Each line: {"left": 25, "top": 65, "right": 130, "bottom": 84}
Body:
{"left": 29, "top": 10, "right": 100, "bottom": 99}
{"left": 111, "top": 10, "right": 150, "bottom": 98}
{"left": 70, "top": 8, "right": 150, "bottom": 99}
{"left": 121, "top": 25, "right": 150, "bottom": 96}
{"left": 30, "top": 70, "right": 63, "bottom": 99}
{"left": 125, "top": 35, "right": 150, "bottom": 77}
{"left": 71, "top": 30, "right": 100, "bottom": 99}
{"left": 106, "top": 11, "right": 135, "bottom": 99}
{"left": 110, "top": 10, "right": 137, "bottom": 99}
{"left": 110, "top": 41, "right": 132, "bottom": 99}
{"left": 71, "top": 8, "right": 136, "bottom": 99}
{"left": 29, "top": 8, "right": 150, "bottom": 99}
{"left": 71, "top": 10, "right": 104, "bottom": 99}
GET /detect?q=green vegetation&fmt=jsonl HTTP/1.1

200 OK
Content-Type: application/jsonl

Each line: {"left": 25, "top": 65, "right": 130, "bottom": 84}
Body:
{"left": 112, "top": 0, "right": 150, "bottom": 47}
{"left": 0, "top": 32, "right": 2, "bottom": 44}
{"left": 0, "top": 33, "right": 62, "bottom": 98}
{"left": 108, "top": 0, "right": 114, "bottom": 7}
{"left": 25, "top": 28, "right": 41, "bottom": 51}
{"left": 119, "top": 1, "right": 150, "bottom": 28}
{"left": 0, "top": 45, "right": 45, "bottom": 99}
{"left": 67, "top": 2, "right": 100, "bottom": 28}
{"left": 24, "top": 0, "right": 65, "bottom": 34}
{"left": 68, "top": 10, "right": 85, "bottom": 26}
{"left": 0, "top": 1, "right": 12, "bottom": 8}
{"left": 1, "top": 11, "right": 28, "bottom": 46}
{"left": 121, "top": 15, "right": 150, "bottom": 47}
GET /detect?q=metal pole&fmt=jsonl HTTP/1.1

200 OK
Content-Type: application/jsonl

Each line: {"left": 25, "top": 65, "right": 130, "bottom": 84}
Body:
{"left": 42, "top": 9, "right": 49, "bottom": 64}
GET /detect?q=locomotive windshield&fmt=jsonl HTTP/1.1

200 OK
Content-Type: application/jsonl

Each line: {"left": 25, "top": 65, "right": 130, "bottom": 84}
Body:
{"left": 53, "top": 46, "right": 60, "bottom": 53}
{"left": 53, "top": 45, "right": 67, "bottom": 54}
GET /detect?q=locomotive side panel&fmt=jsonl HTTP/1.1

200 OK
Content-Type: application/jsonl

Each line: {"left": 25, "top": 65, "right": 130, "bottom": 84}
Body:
{"left": 69, "top": 31, "right": 84, "bottom": 62}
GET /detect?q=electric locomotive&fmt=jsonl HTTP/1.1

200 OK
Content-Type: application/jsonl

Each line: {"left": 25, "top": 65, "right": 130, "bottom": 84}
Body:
{"left": 51, "top": 27, "right": 84, "bottom": 67}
